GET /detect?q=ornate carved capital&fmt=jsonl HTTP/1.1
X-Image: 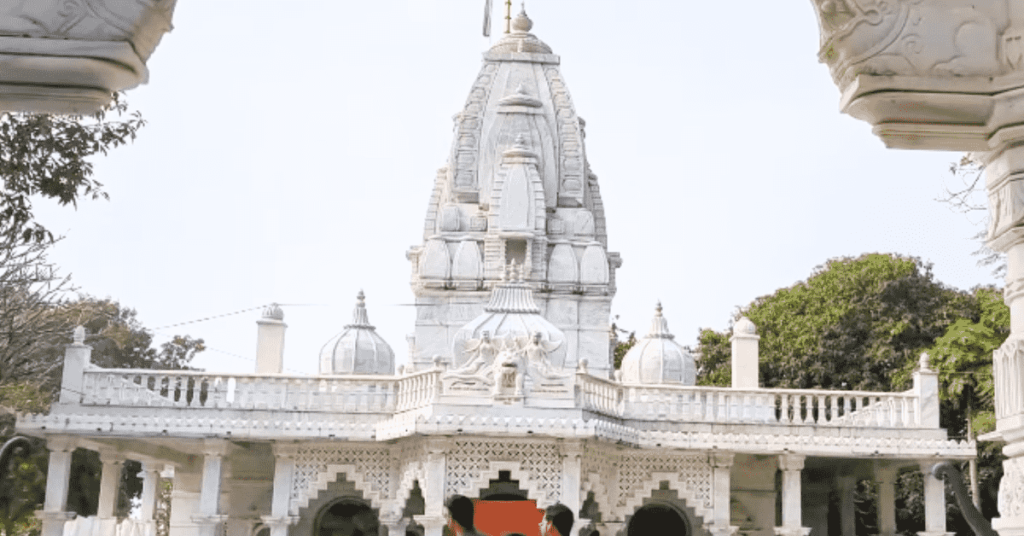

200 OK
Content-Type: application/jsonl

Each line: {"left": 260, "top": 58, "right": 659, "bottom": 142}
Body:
{"left": 810, "top": 0, "right": 1007, "bottom": 92}
{"left": 808, "top": 1, "right": 1024, "bottom": 152}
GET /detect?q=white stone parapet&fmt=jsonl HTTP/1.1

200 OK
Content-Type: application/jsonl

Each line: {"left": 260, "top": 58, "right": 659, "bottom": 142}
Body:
{"left": 576, "top": 373, "right": 927, "bottom": 428}
{"left": 34, "top": 360, "right": 950, "bottom": 431}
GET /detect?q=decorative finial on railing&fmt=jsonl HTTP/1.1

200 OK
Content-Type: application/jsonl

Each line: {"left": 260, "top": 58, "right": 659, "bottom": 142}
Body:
{"left": 73, "top": 326, "right": 86, "bottom": 345}
{"left": 262, "top": 303, "right": 284, "bottom": 321}
{"left": 919, "top": 352, "right": 932, "bottom": 372}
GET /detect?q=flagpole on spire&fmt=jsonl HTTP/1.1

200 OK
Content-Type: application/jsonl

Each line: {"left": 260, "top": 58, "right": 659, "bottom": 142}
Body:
{"left": 483, "top": 0, "right": 493, "bottom": 37}
{"left": 504, "top": 0, "right": 512, "bottom": 34}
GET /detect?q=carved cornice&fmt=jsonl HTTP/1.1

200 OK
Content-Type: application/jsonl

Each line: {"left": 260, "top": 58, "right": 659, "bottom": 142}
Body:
{"left": 0, "top": 0, "right": 178, "bottom": 113}
{"left": 810, "top": 0, "right": 1024, "bottom": 153}
{"left": 0, "top": 0, "right": 176, "bottom": 61}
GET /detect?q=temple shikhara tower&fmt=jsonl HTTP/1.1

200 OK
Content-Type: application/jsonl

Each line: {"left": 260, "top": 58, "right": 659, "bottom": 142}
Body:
{"left": 15, "top": 8, "right": 976, "bottom": 536}
{"left": 406, "top": 9, "right": 618, "bottom": 379}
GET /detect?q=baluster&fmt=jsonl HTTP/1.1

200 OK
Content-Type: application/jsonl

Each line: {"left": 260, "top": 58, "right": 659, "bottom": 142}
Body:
{"left": 800, "top": 395, "right": 812, "bottom": 424}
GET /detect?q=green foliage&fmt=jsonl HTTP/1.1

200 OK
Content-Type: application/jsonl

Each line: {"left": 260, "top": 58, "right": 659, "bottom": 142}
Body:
{"left": 695, "top": 253, "right": 1005, "bottom": 536}
{"left": 612, "top": 329, "right": 636, "bottom": 370}
{"left": 0, "top": 296, "right": 203, "bottom": 534}
{"left": 0, "top": 94, "right": 145, "bottom": 243}
{"left": 911, "top": 287, "right": 1006, "bottom": 434}
{"left": 695, "top": 328, "right": 730, "bottom": 386}
{"left": 695, "top": 254, "right": 975, "bottom": 391}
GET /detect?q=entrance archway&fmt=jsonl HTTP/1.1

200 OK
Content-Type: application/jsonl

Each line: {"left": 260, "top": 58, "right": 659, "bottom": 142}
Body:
{"left": 315, "top": 498, "right": 379, "bottom": 536}
{"left": 627, "top": 503, "right": 689, "bottom": 536}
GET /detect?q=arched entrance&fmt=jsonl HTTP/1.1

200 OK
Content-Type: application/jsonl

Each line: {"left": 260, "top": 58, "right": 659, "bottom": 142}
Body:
{"left": 315, "top": 498, "right": 379, "bottom": 536}
{"left": 627, "top": 503, "right": 689, "bottom": 536}
{"left": 474, "top": 470, "right": 545, "bottom": 536}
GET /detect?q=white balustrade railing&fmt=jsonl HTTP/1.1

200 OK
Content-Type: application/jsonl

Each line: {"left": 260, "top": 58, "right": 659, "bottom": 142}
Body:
{"left": 81, "top": 369, "right": 399, "bottom": 413}
{"left": 575, "top": 373, "right": 922, "bottom": 428}
{"left": 76, "top": 367, "right": 922, "bottom": 428}
{"left": 395, "top": 369, "right": 441, "bottom": 411}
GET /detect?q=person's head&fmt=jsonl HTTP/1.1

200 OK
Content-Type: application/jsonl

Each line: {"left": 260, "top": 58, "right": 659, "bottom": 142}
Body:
{"left": 445, "top": 495, "right": 475, "bottom": 532}
{"left": 542, "top": 503, "right": 574, "bottom": 536}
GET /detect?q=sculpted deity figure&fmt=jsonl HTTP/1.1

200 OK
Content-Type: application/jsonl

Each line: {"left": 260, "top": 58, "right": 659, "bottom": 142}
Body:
{"left": 448, "top": 331, "right": 498, "bottom": 383}
{"left": 519, "top": 331, "right": 567, "bottom": 380}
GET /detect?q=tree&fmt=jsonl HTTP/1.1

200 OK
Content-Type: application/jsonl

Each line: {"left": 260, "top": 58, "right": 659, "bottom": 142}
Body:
{"left": 694, "top": 253, "right": 996, "bottom": 536}
{"left": 940, "top": 155, "right": 1004, "bottom": 278}
{"left": 909, "top": 286, "right": 1007, "bottom": 516}
{"left": 0, "top": 293, "right": 204, "bottom": 535}
{"left": 0, "top": 93, "right": 145, "bottom": 243}
{"left": 696, "top": 253, "right": 976, "bottom": 391}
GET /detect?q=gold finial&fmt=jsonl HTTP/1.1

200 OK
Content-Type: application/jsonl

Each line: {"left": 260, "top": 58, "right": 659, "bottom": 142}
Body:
{"left": 504, "top": 0, "right": 512, "bottom": 34}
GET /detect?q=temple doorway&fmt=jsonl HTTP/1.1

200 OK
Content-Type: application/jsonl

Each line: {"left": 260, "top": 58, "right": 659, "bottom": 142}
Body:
{"left": 473, "top": 471, "right": 545, "bottom": 536}
{"left": 315, "top": 498, "right": 379, "bottom": 536}
{"left": 627, "top": 503, "right": 689, "bottom": 536}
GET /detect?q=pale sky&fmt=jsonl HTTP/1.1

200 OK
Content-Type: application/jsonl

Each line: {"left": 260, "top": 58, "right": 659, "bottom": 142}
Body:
{"left": 34, "top": 0, "right": 999, "bottom": 375}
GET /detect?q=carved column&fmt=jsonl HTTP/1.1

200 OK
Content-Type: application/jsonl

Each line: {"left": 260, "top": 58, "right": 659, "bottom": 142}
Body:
{"left": 986, "top": 144, "right": 1024, "bottom": 536}
{"left": 774, "top": 454, "right": 810, "bottom": 536}
{"left": 193, "top": 439, "right": 230, "bottom": 536}
{"left": 138, "top": 462, "right": 162, "bottom": 533}
{"left": 97, "top": 450, "right": 125, "bottom": 535}
{"left": 262, "top": 443, "right": 299, "bottom": 536}
{"left": 560, "top": 440, "right": 584, "bottom": 519}
{"left": 709, "top": 452, "right": 737, "bottom": 536}
{"left": 416, "top": 439, "right": 448, "bottom": 536}
{"left": 918, "top": 462, "right": 952, "bottom": 536}
{"left": 837, "top": 476, "right": 856, "bottom": 536}
{"left": 36, "top": 435, "right": 77, "bottom": 536}
{"left": 874, "top": 465, "right": 898, "bottom": 536}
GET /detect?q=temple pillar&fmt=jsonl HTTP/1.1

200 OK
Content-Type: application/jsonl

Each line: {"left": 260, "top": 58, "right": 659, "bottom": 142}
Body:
{"left": 986, "top": 143, "right": 1024, "bottom": 536}
{"left": 97, "top": 450, "right": 124, "bottom": 536}
{"left": 918, "top": 462, "right": 952, "bottom": 536}
{"left": 560, "top": 440, "right": 584, "bottom": 518}
{"left": 874, "top": 465, "right": 898, "bottom": 536}
{"left": 36, "top": 435, "right": 77, "bottom": 536}
{"left": 774, "top": 454, "right": 810, "bottom": 536}
{"left": 837, "top": 476, "right": 856, "bottom": 536}
{"left": 192, "top": 439, "right": 230, "bottom": 536}
{"left": 262, "top": 443, "right": 299, "bottom": 536}
{"left": 709, "top": 452, "right": 737, "bottom": 536}
{"left": 416, "top": 439, "right": 447, "bottom": 536}
{"left": 138, "top": 462, "right": 162, "bottom": 535}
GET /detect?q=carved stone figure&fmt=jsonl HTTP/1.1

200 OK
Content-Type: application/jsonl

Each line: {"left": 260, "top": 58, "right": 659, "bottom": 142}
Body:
{"left": 491, "top": 345, "right": 524, "bottom": 396}
{"left": 518, "top": 331, "right": 567, "bottom": 381}
{"left": 447, "top": 331, "right": 499, "bottom": 384}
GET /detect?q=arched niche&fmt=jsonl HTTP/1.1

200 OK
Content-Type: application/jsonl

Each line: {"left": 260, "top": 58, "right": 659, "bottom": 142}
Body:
{"left": 294, "top": 473, "right": 379, "bottom": 536}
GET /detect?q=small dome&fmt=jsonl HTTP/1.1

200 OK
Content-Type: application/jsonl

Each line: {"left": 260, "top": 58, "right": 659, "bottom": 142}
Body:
{"left": 451, "top": 263, "right": 567, "bottom": 368}
{"left": 620, "top": 303, "right": 695, "bottom": 385}
{"left": 262, "top": 303, "right": 284, "bottom": 321}
{"left": 320, "top": 291, "right": 395, "bottom": 375}
{"left": 733, "top": 316, "right": 756, "bottom": 336}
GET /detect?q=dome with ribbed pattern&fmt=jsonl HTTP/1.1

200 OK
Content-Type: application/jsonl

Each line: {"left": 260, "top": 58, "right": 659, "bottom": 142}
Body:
{"left": 319, "top": 291, "right": 395, "bottom": 375}
{"left": 620, "top": 303, "right": 695, "bottom": 385}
